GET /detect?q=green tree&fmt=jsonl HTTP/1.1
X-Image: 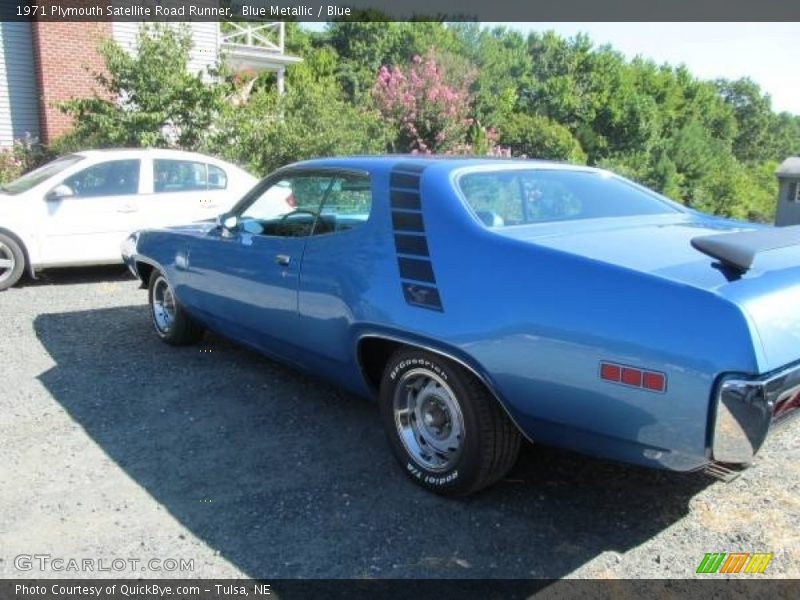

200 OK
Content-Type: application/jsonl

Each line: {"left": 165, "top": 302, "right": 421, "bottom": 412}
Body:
{"left": 716, "top": 77, "right": 774, "bottom": 163}
{"left": 768, "top": 112, "right": 800, "bottom": 160}
{"left": 58, "top": 24, "right": 227, "bottom": 151}
{"left": 452, "top": 24, "right": 532, "bottom": 126}
{"left": 208, "top": 48, "right": 390, "bottom": 174}
{"left": 498, "top": 113, "right": 586, "bottom": 163}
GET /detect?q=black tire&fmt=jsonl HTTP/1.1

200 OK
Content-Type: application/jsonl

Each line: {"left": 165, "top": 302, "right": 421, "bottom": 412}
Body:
{"left": 379, "top": 348, "right": 521, "bottom": 496}
{"left": 147, "top": 270, "right": 204, "bottom": 345}
{"left": 0, "top": 232, "right": 25, "bottom": 291}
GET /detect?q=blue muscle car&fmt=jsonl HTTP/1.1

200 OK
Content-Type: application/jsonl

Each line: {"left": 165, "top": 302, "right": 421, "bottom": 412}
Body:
{"left": 123, "top": 157, "right": 800, "bottom": 495}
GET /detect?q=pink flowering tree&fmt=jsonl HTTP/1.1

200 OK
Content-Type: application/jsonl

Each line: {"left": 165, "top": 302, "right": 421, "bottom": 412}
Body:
{"left": 372, "top": 49, "right": 475, "bottom": 154}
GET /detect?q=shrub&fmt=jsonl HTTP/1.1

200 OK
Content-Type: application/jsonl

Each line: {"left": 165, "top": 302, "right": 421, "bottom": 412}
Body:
{"left": 206, "top": 50, "right": 390, "bottom": 175}
{"left": 498, "top": 113, "right": 587, "bottom": 163}
{"left": 0, "top": 135, "right": 49, "bottom": 184}
{"left": 372, "top": 48, "right": 475, "bottom": 154}
{"left": 57, "top": 24, "right": 227, "bottom": 151}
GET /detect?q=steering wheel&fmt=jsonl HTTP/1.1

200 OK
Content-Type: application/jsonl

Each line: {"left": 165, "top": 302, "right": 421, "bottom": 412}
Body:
{"left": 277, "top": 209, "right": 327, "bottom": 235}
{"left": 279, "top": 209, "right": 320, "bottom": 222}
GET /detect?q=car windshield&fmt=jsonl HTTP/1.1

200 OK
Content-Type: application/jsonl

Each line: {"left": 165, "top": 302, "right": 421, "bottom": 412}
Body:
{"left": 0, "top": 154, "right": 85, "bottom": 195}
{"left": 457, "top": 168, "right": 679, "bottom": 227}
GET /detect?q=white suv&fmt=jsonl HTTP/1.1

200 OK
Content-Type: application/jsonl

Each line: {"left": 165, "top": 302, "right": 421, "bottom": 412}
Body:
{"left": 0, "top": 149, "right": 259, "bottom": 290}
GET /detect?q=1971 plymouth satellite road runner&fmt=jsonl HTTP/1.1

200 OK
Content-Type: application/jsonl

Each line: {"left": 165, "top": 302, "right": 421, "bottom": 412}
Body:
{"left": 123, "top": 157, "right": 800, "bottom": 495}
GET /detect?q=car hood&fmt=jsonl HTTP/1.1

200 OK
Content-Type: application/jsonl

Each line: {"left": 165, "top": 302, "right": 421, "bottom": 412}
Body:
{"left": 497, "top": 213, "right": 800, "bottom": 372}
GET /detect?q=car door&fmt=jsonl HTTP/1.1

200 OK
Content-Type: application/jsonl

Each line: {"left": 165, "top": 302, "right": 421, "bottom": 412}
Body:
{"left": 38, "top": 158, "right": 143, "bottom": 265}
{"left": 141, "top": 158, "right": 232, "bottom": 228}
{"left": 295, "top": 171, "right": 377, "bottom": 372}
{"left": 178, "top": 171, "right": 336, "bottom": 360}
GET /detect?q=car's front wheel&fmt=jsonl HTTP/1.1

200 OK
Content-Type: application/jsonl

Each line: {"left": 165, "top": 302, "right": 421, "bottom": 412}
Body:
{"left": 379, "top": 348, "right": 521, "bottom": 496}
{"left": 148, "top": 270, "right": 204, "bottom": 345}
{"left": 0, "top": 233, "right": 25, "bottom": 291}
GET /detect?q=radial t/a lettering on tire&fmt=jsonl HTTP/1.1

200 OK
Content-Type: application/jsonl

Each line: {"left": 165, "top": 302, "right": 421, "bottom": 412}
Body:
{"left": 379, "top": 348, "right": 521, "bottom": 496}
{"left": 147, "top": 270, "right": 205, "bottom": 346}
{"left": 0, "top": 232, "right": 25, "bottom": 291}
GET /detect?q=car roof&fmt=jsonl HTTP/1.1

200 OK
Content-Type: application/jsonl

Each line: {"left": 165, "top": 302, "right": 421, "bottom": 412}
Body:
{"left": 285, "top": 155, "right": 604, "bottom": 175}
{"left": 74, "top": 148, "right": 242, "bottom": 165}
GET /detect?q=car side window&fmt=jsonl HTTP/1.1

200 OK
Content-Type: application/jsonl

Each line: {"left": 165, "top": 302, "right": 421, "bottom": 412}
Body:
{"left": 318, "top": 173, "right": 372, "bottom": 232}
{"left": 62, "top": 160, "right": 140, "bottom": 198}
{"left": 459, "top": 172, "right": 580, "bottom": 226}
{"left": 238, "top": 175, "right": 334, "bottom": 237}
{"left": 460, "top": 169, "right": 676, "bottom": 227}
{"left": 154, "top": 159, "right": 225, "bottom": 193}
{"left": 207, "top": 164, "right": 228, "bottom": 190}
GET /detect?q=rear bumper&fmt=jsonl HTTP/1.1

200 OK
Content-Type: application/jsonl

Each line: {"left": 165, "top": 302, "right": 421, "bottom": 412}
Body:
{"left": 712, "top": 363, "right": 800, "bottom": 463}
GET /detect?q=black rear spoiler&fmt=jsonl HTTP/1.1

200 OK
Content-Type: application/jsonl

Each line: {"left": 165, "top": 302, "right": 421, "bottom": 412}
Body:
{"left": 691, "top": 225, "right": 800, "bottom": 273}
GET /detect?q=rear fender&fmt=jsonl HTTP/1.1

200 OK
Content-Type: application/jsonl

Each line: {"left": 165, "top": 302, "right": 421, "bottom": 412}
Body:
{"left": 353, "top": 326, "right": 533, "bottom": 444}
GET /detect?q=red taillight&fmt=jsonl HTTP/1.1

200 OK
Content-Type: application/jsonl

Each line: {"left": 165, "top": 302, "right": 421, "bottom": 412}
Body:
{"left": 621, "top": 368, "right": 643, "bottom": 387}
{"left": 600, "top": 363, "right": 621, "bottom": 382}
{"left": 600, "top": 362, "right": 666, "bottom": 393}
{"left": 642, "top": 372, "right": 666, "bottom": 392}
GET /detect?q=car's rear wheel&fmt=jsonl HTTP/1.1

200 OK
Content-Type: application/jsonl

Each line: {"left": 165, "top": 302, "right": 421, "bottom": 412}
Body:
{"left": 148, "top": 270, "right": 204, "bottom": 345}
{"left": 379, "top": 348, "right": 521, "bottom": 496}
{"left": 0, "top": 233, "right": 25, "bottom": 291}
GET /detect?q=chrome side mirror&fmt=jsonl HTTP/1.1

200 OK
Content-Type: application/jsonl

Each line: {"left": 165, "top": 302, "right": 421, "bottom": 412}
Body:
{"left": 216, "top": 214, "right": 239, "bottom": 237}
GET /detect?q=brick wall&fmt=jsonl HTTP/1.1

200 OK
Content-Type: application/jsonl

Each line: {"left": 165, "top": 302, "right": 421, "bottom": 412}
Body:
{"left": 31, "top": 19, "right": 111, "bottom": 143}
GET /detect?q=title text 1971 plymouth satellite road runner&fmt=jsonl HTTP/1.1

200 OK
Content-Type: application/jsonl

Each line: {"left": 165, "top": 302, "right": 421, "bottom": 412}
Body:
{"left": 123, "top": 157, "right": 800, "bottom": 496}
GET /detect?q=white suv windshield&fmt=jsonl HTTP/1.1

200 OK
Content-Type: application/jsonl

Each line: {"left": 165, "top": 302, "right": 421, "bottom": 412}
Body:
{"left": 458, "top": 168, "right": 678, "bottom": 227}
{"left": 0, "top": 155, "right": 85, "bottom": 195}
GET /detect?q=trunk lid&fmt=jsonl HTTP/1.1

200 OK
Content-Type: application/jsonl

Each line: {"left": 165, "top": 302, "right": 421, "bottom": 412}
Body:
{"left": 497, "top": 214, "right": 800, "bottom": 372}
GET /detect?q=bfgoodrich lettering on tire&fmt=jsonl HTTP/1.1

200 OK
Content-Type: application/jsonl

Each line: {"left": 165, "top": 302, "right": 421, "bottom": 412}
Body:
{"left": 379, "top": 348, "right": 521, "bottom": 496}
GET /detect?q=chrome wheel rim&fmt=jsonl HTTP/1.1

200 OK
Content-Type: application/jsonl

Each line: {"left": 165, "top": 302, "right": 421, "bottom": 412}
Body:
{"left": 0, "top": 241, "right": 15, "bottom": 284}
{"left": 393, "top": 368, "right": 465, "bottom": 472}
{"left": 151, "top": 276, "right": 176, "bottom": 334}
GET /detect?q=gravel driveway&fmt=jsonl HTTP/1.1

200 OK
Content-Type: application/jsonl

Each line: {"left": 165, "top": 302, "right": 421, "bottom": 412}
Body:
{"left": 1, "top": 267, "right": 798, "bottom": 580}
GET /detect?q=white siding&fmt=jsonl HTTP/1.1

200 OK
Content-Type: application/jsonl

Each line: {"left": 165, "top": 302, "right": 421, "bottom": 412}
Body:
{"left": 0, "top": 22, "right": 40, "bottom": 148}
{"left": 112, "top": 21, "right": 219, "bottom": 78}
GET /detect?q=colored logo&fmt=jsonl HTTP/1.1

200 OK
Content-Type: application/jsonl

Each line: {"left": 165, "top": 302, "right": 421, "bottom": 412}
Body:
{"left": 696, "top": 552, "right": 773, "bottom": 574}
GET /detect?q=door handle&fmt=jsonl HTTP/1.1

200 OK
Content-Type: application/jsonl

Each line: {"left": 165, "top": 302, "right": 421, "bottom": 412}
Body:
{"left": 275, "top": 254, "right": 291, "bottom": 266}
{"left": 117, "top": 204, "right": 137, "bottom": 213}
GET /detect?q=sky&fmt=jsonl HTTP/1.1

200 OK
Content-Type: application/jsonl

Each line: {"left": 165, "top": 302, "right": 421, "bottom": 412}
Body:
{"left": 303, "top": 22, "right": 800, "bottom": 115}
{"left": 498, "top": 23, "right": 800, "bottom": 115}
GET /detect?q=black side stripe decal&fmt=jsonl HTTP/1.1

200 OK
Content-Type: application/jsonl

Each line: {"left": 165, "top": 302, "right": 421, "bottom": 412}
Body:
{"left": 390, "top": 172, "right": 421, "bottom": 189}
{"left": 392, "top": 211, "right": 425, "bottom": 232}
{"left": 390, "top": 189, "right": 422, "bottom": 210}
{"left": 394, "top": 234, "right": 429, "bottom": 257}
{"left": 393, "top": 161, "right": 427, "bottom": 174}
{"left": 398, "top": 257, "right": 436, "bottom": 284}
{"left": 389, "top": 163, "right": 443, "bottom": 312}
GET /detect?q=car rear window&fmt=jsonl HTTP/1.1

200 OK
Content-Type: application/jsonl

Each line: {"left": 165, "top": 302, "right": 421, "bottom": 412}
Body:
{"left": 457, "top": 168, "right": 678, "bottom": 227}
